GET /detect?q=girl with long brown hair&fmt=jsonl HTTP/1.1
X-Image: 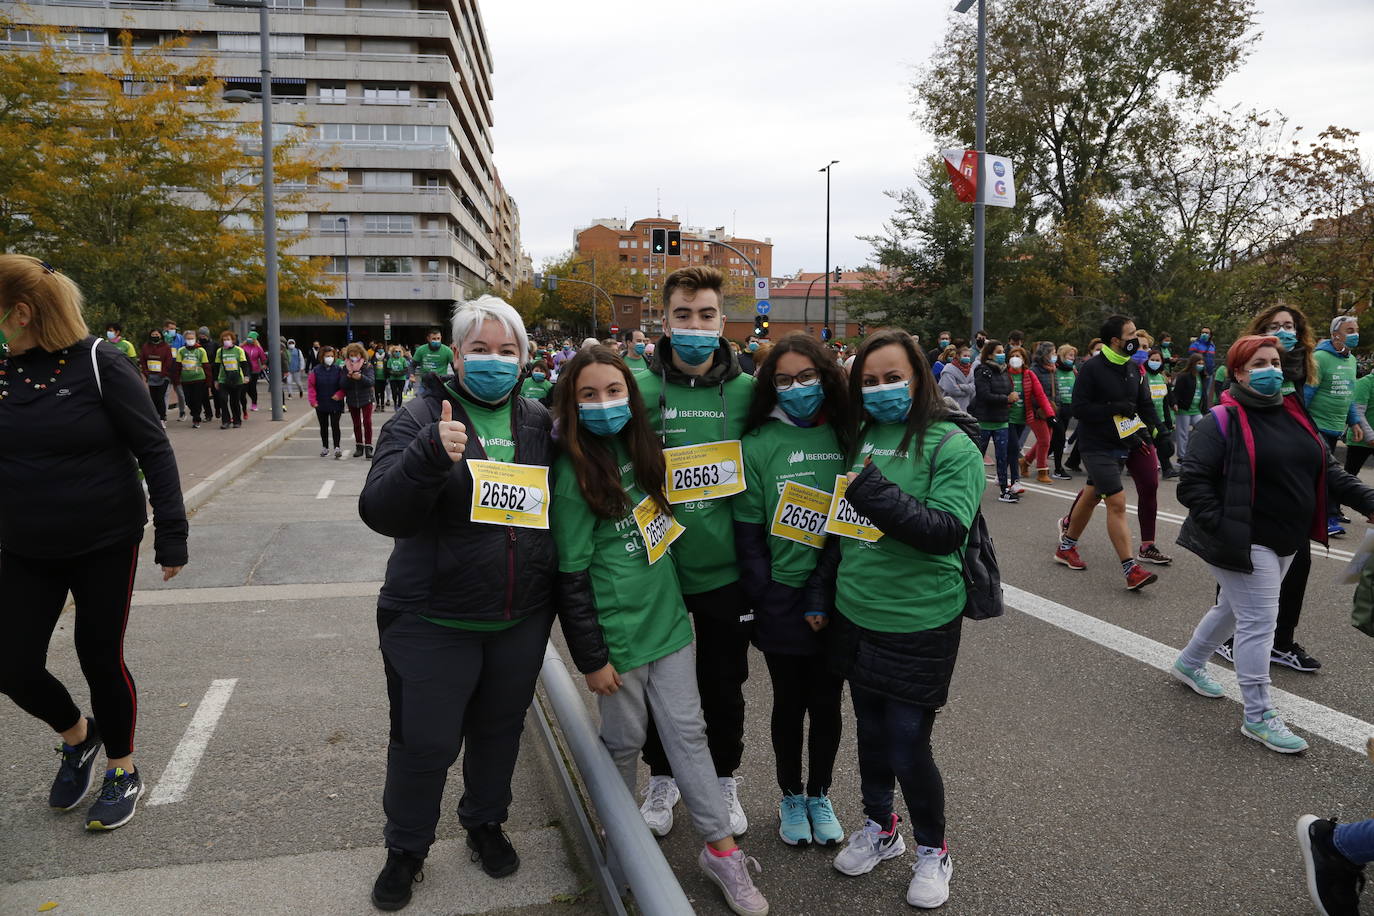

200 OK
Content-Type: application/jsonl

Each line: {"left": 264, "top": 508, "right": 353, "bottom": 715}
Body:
{"left": 550, "top": 346, "right": 770, "bottom": 916}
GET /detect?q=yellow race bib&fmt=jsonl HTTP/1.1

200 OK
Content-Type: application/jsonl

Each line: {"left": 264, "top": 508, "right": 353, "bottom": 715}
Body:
{"left": 147, "top": 359, "right": 162, "bottom": 374}
{"left": 467, "top": 459, "right": 550, "bottom": 529}
{"left": 663, "top": 440, "right": 746, "bottom": 504}
{"left": 1113, "top": 414, "right": 1146, "bottom": 438}
{"left": 632, "top": 494, "right": 685, "bottom": 565}
{"left": 770, "top": 481, "right": 831, "bottom": 548}
{"left": 825, "top": 475, "right": 882, "bottom": 543}
{"left": 182, "top": 358, "right": 198, "bottom": 371}
{"left": 222, "top": 355, "right": 239, "bottom": 372}
{"left": 1148, "top": 380, "right": 1167, "bottom": 401}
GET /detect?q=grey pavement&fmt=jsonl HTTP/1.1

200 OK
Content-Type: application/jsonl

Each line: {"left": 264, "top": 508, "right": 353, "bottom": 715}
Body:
{"left": 0, "top": 421, "right": 596, "bottom": 916}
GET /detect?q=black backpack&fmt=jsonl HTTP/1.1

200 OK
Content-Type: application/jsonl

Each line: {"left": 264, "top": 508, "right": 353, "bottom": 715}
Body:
{"left": 930, "top": 428, "right": 1004, "bottom": 621}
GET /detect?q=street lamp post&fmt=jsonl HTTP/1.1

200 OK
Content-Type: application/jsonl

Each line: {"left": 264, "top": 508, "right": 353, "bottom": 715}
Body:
{"left": 337, "top": 216, "right": 352, "bottom": 343}
{"left": 955, "top": 0, "right": 987, "bottom": 341}
{"left": 218, "top": 0, "right": 282, "bottom": 421}
{"left": 819, "top": 160, "right": 838, "bottom": 338}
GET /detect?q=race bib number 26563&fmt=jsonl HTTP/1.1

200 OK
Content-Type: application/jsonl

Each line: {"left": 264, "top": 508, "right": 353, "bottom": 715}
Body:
{"left": 663, "top": 440, "right": 746, "bottom": 504}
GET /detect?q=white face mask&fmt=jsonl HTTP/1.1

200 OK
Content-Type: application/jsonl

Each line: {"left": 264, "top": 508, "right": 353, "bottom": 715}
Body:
{"left": 1009, "top": 356, "right": 1024, "bottom": 369}
{"left": 323, "top": 356, "right": 335, "bottom": 366}
{"left": 222, "top": 340, "right": 233, "bottom": 349}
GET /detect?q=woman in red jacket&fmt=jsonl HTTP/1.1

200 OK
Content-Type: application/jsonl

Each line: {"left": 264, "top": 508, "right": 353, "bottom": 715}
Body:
{"left": 1007, "top": 347, "right": 1056, "bottom": 486}
{"left": 138, "top": 329, "right": 178, "bottom": 428}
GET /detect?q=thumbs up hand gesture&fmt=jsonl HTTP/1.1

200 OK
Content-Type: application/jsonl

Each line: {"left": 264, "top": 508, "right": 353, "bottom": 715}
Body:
{"left": 437, "top": 399, "right": 468, "bottom": 462}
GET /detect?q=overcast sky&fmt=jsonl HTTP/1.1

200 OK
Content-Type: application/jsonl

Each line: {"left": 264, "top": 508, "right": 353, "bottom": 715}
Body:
{"left": 481, "top": 0, "right": 1374, "bottom": 277}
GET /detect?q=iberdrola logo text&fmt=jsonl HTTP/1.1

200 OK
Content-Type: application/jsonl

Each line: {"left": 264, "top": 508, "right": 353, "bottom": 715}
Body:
{"left": 788, "top": 450, "right": 805, "bottom": 464}
{"left": 662, "top": 407, "right": 678, "bottom": 420}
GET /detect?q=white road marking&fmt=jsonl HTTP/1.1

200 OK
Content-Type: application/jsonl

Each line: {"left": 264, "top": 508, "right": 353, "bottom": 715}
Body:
{"left": 1004, "top": 585, "right": 1374, "bottom": 755}
{"left": 148, "top": 678, "right": 239, "bottom": 806}
{"left": 133, "top": 581, "right": 384, "bottom": 607}
{"left": 989, "top": 475, "right": 1356, "bottom": 562}
{"left": 315, "top": 479, "right": 335, "bottom": 500}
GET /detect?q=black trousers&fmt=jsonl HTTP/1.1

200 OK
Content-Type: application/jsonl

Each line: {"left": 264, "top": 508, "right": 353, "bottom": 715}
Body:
{"left": 852, "top": 684, "right": 945, "bottom": 848}
{"left": 0, "top": 540, "right": 141, "bottom": 759}
{"left": 389, "top": 379, "right": 405, "bottom": 406}
{"left": 1275, "top": 542, "right": 1312, "bottom": 649}
{"left": 316, "top": 408, "right": 342, "bottom": 448}
{"left": 1346, "top": 446, "right": 1372, "bottom": 477}
{"left": 183, "top": 380, "right": 211, "bottom": 422}
{"left": 148, "top": 381, "right": 169, "bottom": 420}
{"left": 245, "top": 371, "right": 262, "bottom": 407}
{"left": 378, "top": 608, "right": 554, "bottom": 855}
{"left": 218, "top": 383, "right": 243, "bottom": 424}
{"left": 764, "top": 652, "right": 844, "bottom": 797}
{"left": 1050, "top": 402, "right": 1073, "bottom": 470}
{"left": 375, "top": 378, "right": 388, "bottom": 407}
{"left": 642, "top": 580, "right": 752, "bottom": 778}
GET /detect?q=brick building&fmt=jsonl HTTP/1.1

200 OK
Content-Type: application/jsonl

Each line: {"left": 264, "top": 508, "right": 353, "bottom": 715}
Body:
{"left": 721, "top": 272, "right": 863, "bottom": 342}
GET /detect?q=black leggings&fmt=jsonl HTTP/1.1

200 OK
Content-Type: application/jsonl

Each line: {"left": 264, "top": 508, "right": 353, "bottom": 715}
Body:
{"left": 219, "top": 383, "right": 243, "bottom": 424}
{"left": 317, "top": 408, "right": 342, "bottom": 448}
{"left": 375, "top": 378, "right": 389, "bottom": 407}
{"left": 0, "top": 540, "right": 141, "bottom": 759}
{"left": 183, "top": 380, "right": 211, "bottom": 422}
{"left": 1049, "top": 403, "right": 1073, "bottom": 470}
{"left": 852, "top": 684, "right": 945, "bottom": 848}
{"left": 148, "top": 381, "right": 169, "bottom": 421}
{"left": 764, "top": 652, "right": 844, "bottom": 797}
{"left": 389, "top": 379, "right": 405, "bottom": 407}
{"left": 246, "top": 371, "right": 261, "bottom": 407}
{"left": 1346, "top": 447, "right": 1373, "bottom": 477}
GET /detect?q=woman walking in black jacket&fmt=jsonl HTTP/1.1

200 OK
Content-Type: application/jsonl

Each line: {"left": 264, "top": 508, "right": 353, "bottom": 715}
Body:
{"left": 1170, "top": 335, "right": 1374, "bottom": 754}
{"left": 971, "top": 339, "right": 1018, "bottom": 502}
{"left": 340, "top": 342, "right": 376, "bottom": 458}
{"left": 358, "top": 295, "right": 558, "bottom": 912}
{"left": 0, "top": 255, "right": 188, "bottom": 831}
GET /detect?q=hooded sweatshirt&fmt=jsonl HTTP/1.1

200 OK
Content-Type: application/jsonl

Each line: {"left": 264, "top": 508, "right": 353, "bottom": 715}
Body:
{"left": 1305, "top": 339, "right": 1362, "bottom": 435}
{"left": 637, "top": 335, "right": 756, "bottom": 596}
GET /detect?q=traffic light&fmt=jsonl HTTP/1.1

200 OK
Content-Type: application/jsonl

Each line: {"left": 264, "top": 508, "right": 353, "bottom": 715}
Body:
{"left": 667, "top": 230, "right": 681, "bottom": 257}
{"left": 857, "top": 322, "right": 866, "bottom": 336}
{"left": 760, "top": 315, "right": 770, "bottom": 338}
{"left": 651, "top": 228, "right": 667, "bottom": 254}
{"left": 834, "top": 266, "right": 842, "bottom": 283}
{"left": 753, "top": 317, "right": 763, "bottom": 337}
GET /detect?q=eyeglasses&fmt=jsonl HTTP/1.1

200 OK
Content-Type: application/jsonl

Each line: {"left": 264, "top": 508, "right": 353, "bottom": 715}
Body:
{"left": 1265, "top": 321, "right": 1296, "bottom": 332}
{"left": 774, "top": 368, "right": 820, "bottom": 390}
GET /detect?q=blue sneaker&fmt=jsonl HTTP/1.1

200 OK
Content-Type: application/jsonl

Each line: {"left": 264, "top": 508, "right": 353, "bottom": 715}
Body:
{"left": 778, "top": 793, "right": 812, "bottom": 846}
{"left": 86, "top": 767, "right": 143, "bottom": 831}
{"left": 1171, "top": 659, "right": 1224, "bottom": 698}
{"left": 807, "top": 795, "right": 844, "bottom": 847}
{"left": 49, "top": 717, "right": 102, "bottom": 810}
{"left": 1327, "top": 518, "right": 1347, "bottom": 539}
{"left": 1242, "top": 709, "right": 1309, "bottom": 754}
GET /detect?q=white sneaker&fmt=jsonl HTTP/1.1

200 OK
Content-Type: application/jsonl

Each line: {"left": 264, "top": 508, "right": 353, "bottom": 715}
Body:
{"left": 833, "top": 815, "right": 906, "bottom": 876}
{"left": 640, "top": 776, "right": 678, "bottom": 837}
{"left": 906, "top": 844, "right": 953, "bottom": 908}
{"left": 719, "top": 775, "right": 748, "bottom": 836}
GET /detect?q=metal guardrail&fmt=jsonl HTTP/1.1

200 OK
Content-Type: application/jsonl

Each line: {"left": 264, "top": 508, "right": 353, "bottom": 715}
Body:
{"left": 534, "top": 642, "right": 695, "bottom": 916}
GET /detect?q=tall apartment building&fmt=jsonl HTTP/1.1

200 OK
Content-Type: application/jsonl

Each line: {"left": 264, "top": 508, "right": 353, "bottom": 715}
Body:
{"left": 5, "top": 0, "right": 520, "bottom": 343}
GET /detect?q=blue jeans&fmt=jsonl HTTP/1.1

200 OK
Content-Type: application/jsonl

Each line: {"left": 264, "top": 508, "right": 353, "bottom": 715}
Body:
{"left": 850, "top": 684, "right": 944, "bottom": 848}
{"left": 1335, "top": 818, "right": 1374, "bottom": 866}
{"left": 979, "top": 427, "right": 1014, "bottom": 489}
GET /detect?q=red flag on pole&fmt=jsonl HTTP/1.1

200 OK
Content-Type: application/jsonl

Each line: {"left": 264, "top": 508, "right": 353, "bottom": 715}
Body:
{"left": 942, "top": 149, "right": 979, "bottom": 203}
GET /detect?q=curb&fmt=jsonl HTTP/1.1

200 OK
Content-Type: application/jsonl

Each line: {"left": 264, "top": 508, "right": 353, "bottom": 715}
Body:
{"left": 180, "top": 410, "right": 314, "bottom": 515}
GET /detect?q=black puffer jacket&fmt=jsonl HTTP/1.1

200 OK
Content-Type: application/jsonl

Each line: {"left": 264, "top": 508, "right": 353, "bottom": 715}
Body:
{"left": 359, "top": 374, "right": 557, "bottom": 622}
{"left": 971, "top": 363, "right": 1012, "bottom": 425}
{"left": 802, "top": 410, "right": 979, "bottom": 707}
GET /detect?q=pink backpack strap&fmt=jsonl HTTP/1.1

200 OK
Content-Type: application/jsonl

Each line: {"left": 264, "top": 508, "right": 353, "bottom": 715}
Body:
{"left": 1210, "top": 403, "right": 1257, "bottom": 501}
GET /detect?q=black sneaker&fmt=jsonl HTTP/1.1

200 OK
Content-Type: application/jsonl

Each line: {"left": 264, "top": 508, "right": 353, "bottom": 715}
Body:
{"left": 49, "top": 717, "right": 102, "bottom": 810}
{"left": 997, "top": 488, "right": 1019, "bottom": 503}
{"left": 1273, "top": 642, "right": 1321, "bottom": 672}
{"left": 354, "top": 444, "right": 365, "bottom": 458}
{"left": 85, "top": 767, "right": 142, "bottom": 831}
{"left": 1051, "top": 469, "right": 1072, "bottom": 480}
{"left": 1297, "top": 815, "right": 1366, "bottom": 916}
{"left": 1214, "top": 639, "right": 1235, "bottom": 664}
{"left": 1337, "top": 512, "right": 1353, "bottom": 524}
{"left": 1162, "top": 468, "right": 1179, "bottom": 480}
{"left": 220, "top": 422, "right": 230, "bottom": 430}
{"left": 466, "top": 823, "right": 519, "bottom": 878}
{"left": 365, "top": 444, "right": 374, "bottom": 460}
{"left": 371, "top": 848, "right": 425, "bottom": 911}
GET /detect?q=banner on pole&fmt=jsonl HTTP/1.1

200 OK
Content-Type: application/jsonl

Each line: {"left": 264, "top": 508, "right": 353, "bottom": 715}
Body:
{"left": 942, "top": 149, "right": 1017, "bottom": 208}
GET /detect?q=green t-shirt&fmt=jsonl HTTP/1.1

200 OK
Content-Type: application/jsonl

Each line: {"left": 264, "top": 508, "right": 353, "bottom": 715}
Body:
{"left": 1146, "top": 370, "right": 1169, "bottom": 420}
{"left": 1178, "top": 375, "right": 1203, "bottom": 416}
{"left": 176, "top": 345, "right": 209, "bottom": 383}
{"left": 1055, "top": 368, "right": 1076, "bottom": 404}
{"left": 413, "top": 343, "right": 455, "bottom": 376}
{"left": 977, "top": 419, "right": 1007, "bottom": 431}
{"left": 1008, "top": 373, "right": 1026, "bottom": 425}
{"left": 624, "top": 353, "right": 650, "bottom": 374}
{"left": 1311, "top": 347, "right": 1358, "bottom": 434}
{"left": 1349, "top": 373, "right": 1374, "bottom": 449}
{"left": 214, "top": 345, "right": 247, "bottom": 385}
{"left": 734, "top": 420, "right": 847, "bottom": 588}
{"left": 386, "top": 356, "right": 410, "bottom": 378}
{"left": 552, "top": 439, "right": 693, "bottom": 672}
{"left": 636, "top": 364, "right": 756, "bottom": 595}
{"left": 371, "top": 351, "right": 389, "bottom": 380}
{"left": 112, "top": 337, "right": 137, "bottom": 361}
{"left": 520, "top": 377, "right": 553, "bottom": 401}
{"left": 836, "top": 421, "right": 984, "bottom": 633}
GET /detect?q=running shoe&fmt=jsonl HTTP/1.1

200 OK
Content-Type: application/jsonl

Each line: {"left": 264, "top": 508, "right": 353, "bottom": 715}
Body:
{"left": 1337, "top": 512, "right": 1353, "bottom": 524}
{"left": 1214, "top": 639, "right": 1235, "bottom": 663}
{"left": 1052, "top": 469, "right": 1073, "bottom": 480}
{"left": 85, "top": 767, "right": 142, "bottom": 830}
{"left": 371, "top": 848, "right": 425, "bottom": 911}
{"left": 1010, "top": 482, "right": 1026, "bottom": 495}
{"left": 1296, "top": 815, "right": 1367, "bottom": 916}
{"left": 1124, "top": 563, "right": 1157, "bottom": 590}
{"left": 466, "top": 823, "right": 519, "bottom": 878}
{"left": 997, "top": 488, "right": 1020, "bottom": 503}
{"left": 697, "top": 846, "right": 769, "bottom": 916}
{"left": 1057, "top": 514, "right": 1070, "bottom": 539}
{"left": 1328, "top": 519, "right": 1347, "bottom": 538}
{"left": 49, "top": 717, "right": 101, "bottom": 810}
{"left": 1242, "top": 709, "right": 1309, "bottom": 754}
{"left": 778, "top": 794, "right": 812, "bottom": 847}
{"left": 333, "top": 447, "right": 343, "bottom": 459}
{"left": 319, "top": 448, "right": 329, "bottom": 458}
{"left": 906, "top": 843, "right": 954, "bottom": 909}
{"left": 1137, "top": 544, "right": 1174, "bottom": 565}
{"left": 1171, "top": 659, "right": 1224, "bottom": 698}
{"left": 1162, "top": 468, "right": 1179, "bottom": 480}
{"left": 640, "top": 775, "right": 679, "bottom": 837}
{"left": 720, "top": 776, "right": 749, "bottom": 836}
{"left": 807, "top": 795, "right": 844, "bottom": 847}
{"left": 1054, "top": 546, "right": 1086, "bottom": 570}
{"left": 1272, "top": 642, "right": 1321, "bottom": 672}
{"left": 833, "top": 814, "right": 906, "bottom": 876}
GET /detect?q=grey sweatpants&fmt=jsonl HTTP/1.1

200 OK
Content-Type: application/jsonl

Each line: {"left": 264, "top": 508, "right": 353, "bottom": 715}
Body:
{"left": 1173, "top": 412, "right": 1203, "bottom": 461}
{"left": 1178, "top": 544, "right": 1295, "bottom": 721}
{"left": 598, "top": 644, "right": 733, "bottom": 843}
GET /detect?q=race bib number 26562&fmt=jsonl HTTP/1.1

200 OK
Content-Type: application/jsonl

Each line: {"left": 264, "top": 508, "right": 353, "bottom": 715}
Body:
{"left": 467, "top": 460, "right": 550, "bottom": 529}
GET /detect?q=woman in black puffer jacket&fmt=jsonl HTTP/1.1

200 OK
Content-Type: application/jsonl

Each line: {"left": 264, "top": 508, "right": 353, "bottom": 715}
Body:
{"left": 971, "top": 339, "right": 1017, "bottom": 499}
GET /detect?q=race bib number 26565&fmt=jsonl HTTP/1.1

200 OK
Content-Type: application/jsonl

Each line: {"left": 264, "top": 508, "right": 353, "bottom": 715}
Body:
{"left": 824, "top": 475, "right": 882, "bottom": 543}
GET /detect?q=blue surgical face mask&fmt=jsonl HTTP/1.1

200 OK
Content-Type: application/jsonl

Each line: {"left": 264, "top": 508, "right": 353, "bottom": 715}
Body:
{"left": 106, "top": 330, "right": 117, "bottom": 340}
{"left": 460, "top": 353, "right": 521, "bottom": 402}
{"left": 1050, "top": 354, "right": 1058, "bottom": 365}
{"left": 1199, "top": 333, "right": 1210, "bottom": 343}
{"left": 1132, "top": 348, "right": 1149, "bottom": 364}
{"left": 531, "top": 371, "right": 546, "bottom": 382}
{"left": 748, "top": 341, "right": 759, "bottom": 352}
{"left": 862, "top": 379, "right": 912, "bottom": 424}
{"left": 1147, "top": 359, "right": 1162, "bottom": 371}
{"left": 428, "top": 340, "right": 440, "bottom": 350}
{"left": 1246, "top": 366, "right": 1283, "bottom": 396}
{"left": 1346, "top": 332, "right": 1361, "bottom": 349}
{"left": 670, "top": 327, "right": 718, "bottom": 366}
{"left": 959, "top": 356, "right": 972, "bottom": 366}
{"left": 993, "top": 352, "right": 1006, "bottom": 365}
{"left": 578, "top": 396, "right": 631, "bottom": 437}
{"left": 1063, "top": 358, "right": 1074, "bottom": 368}
{"left": 776, "top": 379, "right": 824, "bottom": 420}
{"left": 1274, "top": 329, "right": 1298, "bottom": 351}
{"left": 633, "top": 342, "right": 646, "bottom": 356}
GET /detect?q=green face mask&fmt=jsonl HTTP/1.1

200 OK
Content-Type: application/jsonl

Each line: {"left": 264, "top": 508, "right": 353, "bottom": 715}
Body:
{"left": 0, "top": 308, "right": 13, "bottom": 357}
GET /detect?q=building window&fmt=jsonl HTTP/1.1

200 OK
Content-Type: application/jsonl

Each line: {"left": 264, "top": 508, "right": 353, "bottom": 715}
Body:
{"left": 326, "top": 256, "right": 348, "bottom": 273}
{"left": 619, "top": 254, "right": 628, "bottom": 262}
{"left": 365, "top": 257, "right": 413, "bottom": 274}
{"left": 631, "top": 240, "right": 638, "bottom": 248}
{"left": 623, "top": 305, "right": 632, "bottom": 314}
{"left": 424, "top": 258, "right": 441, "bottom": 274}
{"left": 363, "top": 84, "right": 411, "bottom": 105}
{"left": 364, "top": 214, "right": 414, "bottom": 234}
{"left": 362, "top": 171, "right": 412, "bottom": 188}
{"left": 218, "top": 32, "right": 304, "bottom": 52}
{"left": 318, "top": 84, "right": 346, "bottom": 104}
{"left": 618, "top": 240, "right": 628, "bottom": 248}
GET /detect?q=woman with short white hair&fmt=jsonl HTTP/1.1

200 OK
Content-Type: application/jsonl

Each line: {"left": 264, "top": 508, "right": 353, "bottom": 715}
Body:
{"left": 359, "top": 295, "right": 564, "bottom": 911}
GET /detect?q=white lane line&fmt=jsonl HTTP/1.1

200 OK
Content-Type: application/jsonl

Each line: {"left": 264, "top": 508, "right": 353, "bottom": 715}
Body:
{"left": 990, "top": 475, "right": 1356, "bottom": 562}
{"left": 1004, "top": 585, "right": 1374, "bottom": 755}
{"left": 148, "top": 678, "right": 239, "bottom": 806}
{"left": 315, "top": 479, "right": 335, "bottom": 500}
